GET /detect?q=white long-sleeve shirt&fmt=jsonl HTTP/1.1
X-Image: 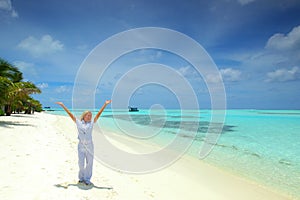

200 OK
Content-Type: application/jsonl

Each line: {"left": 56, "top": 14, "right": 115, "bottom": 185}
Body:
{"left": 76, "top": 119, "right": 94, "bottom": 144}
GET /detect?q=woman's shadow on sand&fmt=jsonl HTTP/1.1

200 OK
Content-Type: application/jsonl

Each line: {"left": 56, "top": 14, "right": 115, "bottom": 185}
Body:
{"left": 54, "top": 182, "right": 113, "bottom": 190}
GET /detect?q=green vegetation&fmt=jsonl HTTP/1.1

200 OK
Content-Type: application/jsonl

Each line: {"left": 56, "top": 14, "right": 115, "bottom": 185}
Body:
{"left": 0, "top": 58, "right": 42, "bottom": 116}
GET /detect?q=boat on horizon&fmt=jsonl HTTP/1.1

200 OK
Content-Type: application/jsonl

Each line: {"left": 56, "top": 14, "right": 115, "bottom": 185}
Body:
{"left": 128, "top": 106, "right": 139, "bottom": 112}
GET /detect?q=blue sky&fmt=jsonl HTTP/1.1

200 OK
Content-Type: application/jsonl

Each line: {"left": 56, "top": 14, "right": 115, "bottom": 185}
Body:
{"left": 1, "top": 0, "right": 300, "bottom": 109}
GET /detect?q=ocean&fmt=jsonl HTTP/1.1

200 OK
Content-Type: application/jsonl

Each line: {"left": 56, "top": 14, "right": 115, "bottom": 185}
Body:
{"left": 49, "top": 109, "right": 300, "bottom": 198}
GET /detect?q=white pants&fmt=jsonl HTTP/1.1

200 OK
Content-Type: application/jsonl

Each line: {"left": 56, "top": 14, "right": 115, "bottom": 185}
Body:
{"left": 78, "top": 142, "right": 94, "bottom": 183}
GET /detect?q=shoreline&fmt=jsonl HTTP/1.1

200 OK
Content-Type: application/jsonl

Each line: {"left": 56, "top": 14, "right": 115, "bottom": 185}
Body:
{"left": 99, "top": 124, "right": 296, "bottom": 200}
{"left": 96, "top": 110, "right": 299, "bottom": 199}
{"left": 0, "top": 112, "right": 294, "bottom": 200}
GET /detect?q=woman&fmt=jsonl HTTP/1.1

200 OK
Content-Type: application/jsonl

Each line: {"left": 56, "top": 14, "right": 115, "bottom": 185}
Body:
{"left": 56, "top": 100, "right": 112, "bottom": 185}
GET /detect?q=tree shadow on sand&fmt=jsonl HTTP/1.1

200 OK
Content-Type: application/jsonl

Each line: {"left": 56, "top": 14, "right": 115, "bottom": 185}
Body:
{"left": 0, "top": 121, "right": 35, "bottom": 128}
{"left": 54, "top": 182, "right": 113, "bottom": 190}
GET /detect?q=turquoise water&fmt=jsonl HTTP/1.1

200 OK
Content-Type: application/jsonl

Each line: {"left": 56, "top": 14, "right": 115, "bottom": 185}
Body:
{"left": 49, "top": 109, "right": 300, "bottom": 198}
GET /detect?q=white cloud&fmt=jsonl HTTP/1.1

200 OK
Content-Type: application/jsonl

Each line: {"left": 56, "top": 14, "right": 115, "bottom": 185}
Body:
{"left": 37, "top": 83, "right": 48, "bottom": 89}
{"left": 178, "top": 65, "right": 242, "bottom": 84}
{"left": 0, "top": 0, "right": 10, "bottom": 10}
{"left": 13, "top": 61, "right": 37, "bottom": 78}
{"left": 205, "top": 73, "right": 223, "bottom": 84}
{"left": 136, "top": 49, "right": 163, "bottom": 61}
{"left": 0, "top": 0, "right": 18, "bottom": 18}
{"left": 55, "top": 85, "right": 71, "bottom": 93}
{"left": 177, "top": 65, "right": 199, "bottom": 78}
{"left": 18, "top": 35, "right": 64, "bottom": 57}
{"left": 178, "top": 66, "right": 191, "bottom": 76}
{"left": 237, "top": 0, "right": 256, "bottom": 6}
{"left": 266, "top": 25, "right": 300, "bottom": 51}
{"left": 223, "top": 25, "right": 300, "bottom": 76}
{"left": 201, "top": 68, "right": 242, "bottom": 84}
{"left": 266, "top": 66, "right": 300, "bottom": 82}
{"left": 220, "top": 68, "right": 242, "bottom": 82}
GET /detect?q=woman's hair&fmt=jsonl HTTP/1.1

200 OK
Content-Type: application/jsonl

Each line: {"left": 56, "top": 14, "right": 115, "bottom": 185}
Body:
{"left": 80, "top": 110, "right": 92, "bottom": 121}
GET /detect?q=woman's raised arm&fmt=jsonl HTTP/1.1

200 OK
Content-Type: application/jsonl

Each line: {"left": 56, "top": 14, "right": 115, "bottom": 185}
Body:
{"left": 94, "top": 100, "right": 112, "bottom": 123}
{"left": 55, "top": 102, "right": 76, "bottom": 123}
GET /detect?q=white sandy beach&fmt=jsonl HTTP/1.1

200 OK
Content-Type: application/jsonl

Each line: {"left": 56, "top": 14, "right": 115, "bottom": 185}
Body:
{"left": 0, "top": 112, "right": 292, "bottom": 200}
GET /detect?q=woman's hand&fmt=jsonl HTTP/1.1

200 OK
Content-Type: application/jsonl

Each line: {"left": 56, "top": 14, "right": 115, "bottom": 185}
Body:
{"left": 55, "top": 102, "right": 76, "bottom": 122}
{"left": 105, "top": 100, "right": 112, "bottom": 105}
{"left": 55, "top": 102, "right": 64, "bottom": 106}
{"left": 93, "top": 100, "right": 112, "bottom": 123}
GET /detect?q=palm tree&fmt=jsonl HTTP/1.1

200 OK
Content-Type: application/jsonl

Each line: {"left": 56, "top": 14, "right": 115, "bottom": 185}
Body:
{"left": 0, "top": 77, "right": 12, "bottom": 102}
{"left": 0, "top": 76, "right": 13, "bottom": 115}
{"left": 1, "top": 58, "right": 42, "bottom": 116}
{"left": 23, "top": 97, "right": 43, "bottom": 114}
{"left": 0, "top": 58, "right": 23, "bottom": 107}
{"left": 0, "top": 58, "right": 23, "bottom": 82}
{"left": 5, "top": 81, "right": 41, "bottom": 116}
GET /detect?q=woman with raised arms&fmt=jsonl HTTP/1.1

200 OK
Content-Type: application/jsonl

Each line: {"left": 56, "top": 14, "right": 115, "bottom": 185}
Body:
{"left": 56, "top": 100, "right": 112, "bottom": 185}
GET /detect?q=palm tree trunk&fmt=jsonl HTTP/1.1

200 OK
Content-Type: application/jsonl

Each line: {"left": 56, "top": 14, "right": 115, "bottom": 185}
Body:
{"left": 5, "top": 104, "right": 11, "bottom": 116}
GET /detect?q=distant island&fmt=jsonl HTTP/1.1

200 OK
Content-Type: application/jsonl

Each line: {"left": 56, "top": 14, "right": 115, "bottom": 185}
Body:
{"left": 43, "top": 106, "right": 55, "bottom": 111}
